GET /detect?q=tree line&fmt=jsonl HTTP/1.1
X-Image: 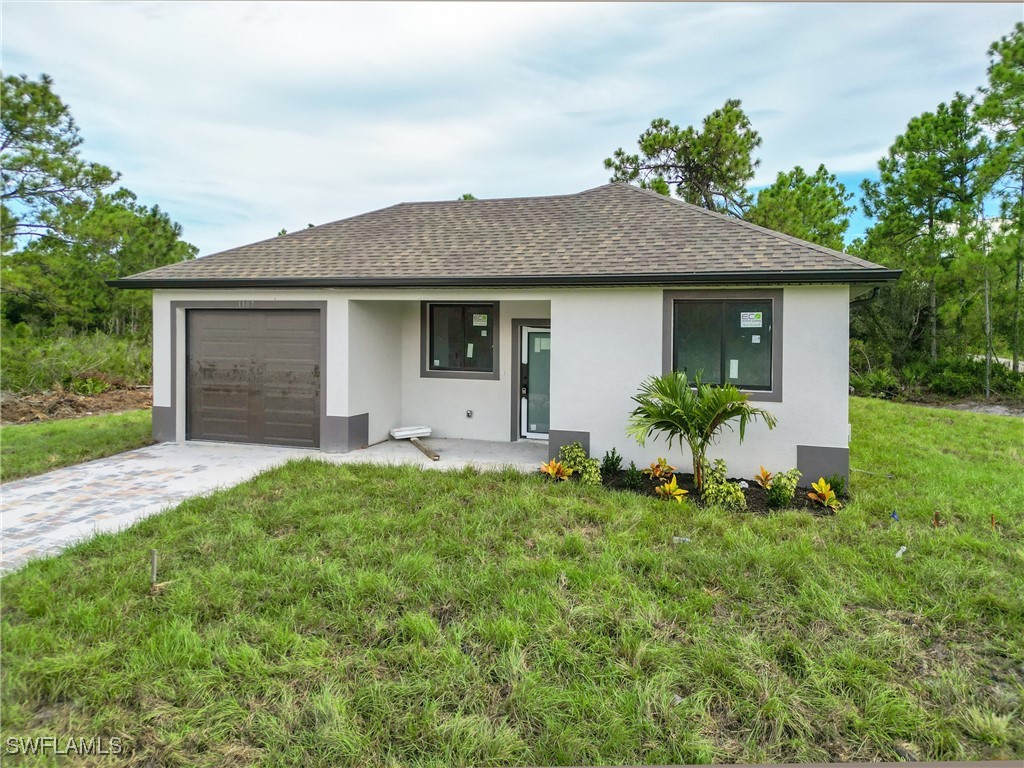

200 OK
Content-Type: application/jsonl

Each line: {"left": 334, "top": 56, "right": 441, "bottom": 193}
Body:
{"left": 2, "top": 24, "right": 1021, "bottom": 397}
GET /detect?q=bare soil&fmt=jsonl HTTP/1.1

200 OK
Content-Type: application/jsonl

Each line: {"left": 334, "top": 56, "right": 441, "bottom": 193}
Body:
{"left": 896, "top": 392, "right": 1024, "bottom": 417}
{"left": 603, "top": 471, "right": 834, "bottom": 515}
{"left": 0, "top": 386, "right": 151, "bottom": 424}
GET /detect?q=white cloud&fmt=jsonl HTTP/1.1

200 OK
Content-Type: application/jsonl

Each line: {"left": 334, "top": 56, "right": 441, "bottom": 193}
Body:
{"left": 2, "top": 2, "right": 1019, "bottom": 255}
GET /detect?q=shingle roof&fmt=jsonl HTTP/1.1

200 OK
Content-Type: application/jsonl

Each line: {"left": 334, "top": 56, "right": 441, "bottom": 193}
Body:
{"left": 111, "top": 183, "right": 899, "bottom": 288}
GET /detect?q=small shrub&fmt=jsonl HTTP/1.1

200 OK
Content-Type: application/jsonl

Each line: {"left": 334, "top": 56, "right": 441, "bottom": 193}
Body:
{"left": 766, "top": 468, "right": 802, "bottom": 508}
{"left": 807, "top": 477, "right": 842, "bottom": 511}
{"left": 600, "top": 447, "right": 623, "bottom": 480}
{"left": 643, "top": 457, "right": 676, "bottom": 482}
{"left": 753, "top": 466, "right": 773, "bottom": 489}
{"left": 900, "top": 361, "right": 929, "bottom": 392}
{"left": 623, "top": 461, "right": 644, "bottom": 491}
{"left": 700, "top": 459, "right": 746, "bottom": 510}
{"left": 851, "top": 367, "right": 899, "bottom": 398}
{"left": 558, "top": 442, "right": 601, "bottom": 486}
{"left": 68, "top": 376, "right": 111, "bottom": 396}
{"left": 824, "top": 472, "right": 848, "bottom": 499}
{"left": 654, "top": 475, "right": 688, "bottom": 503}
{"left": 539, "top": 459, "right": 572, "bottom": 481}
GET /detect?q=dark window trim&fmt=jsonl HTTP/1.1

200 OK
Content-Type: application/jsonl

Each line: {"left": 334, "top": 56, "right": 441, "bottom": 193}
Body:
{"left": 420, "top": 301, "right": 500, "bottom": 380}
{"left": 662, "top": 289, "right": 783, "bottom": 403}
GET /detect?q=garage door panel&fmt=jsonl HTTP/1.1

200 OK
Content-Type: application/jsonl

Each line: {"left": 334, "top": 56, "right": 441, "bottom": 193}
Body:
{"left": 263, "top": 312, "right": 320, "bottom": 331}
{"left": 187, "top": 309, "right": 321, "bottom": 447}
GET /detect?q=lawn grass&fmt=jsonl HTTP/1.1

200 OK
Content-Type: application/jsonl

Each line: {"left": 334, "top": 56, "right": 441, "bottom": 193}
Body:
{"left": 1, "top": 398, "right": 1022, "bottom": 766}
{"left": 0, "top": 409, "right": 153, "bottom": 482}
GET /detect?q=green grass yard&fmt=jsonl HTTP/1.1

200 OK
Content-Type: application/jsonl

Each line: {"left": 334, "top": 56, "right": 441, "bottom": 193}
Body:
{"left": 1, "top": 398, "right": 1022, "bottom": 766}
{"left": 0, "top": 409, "right": 153, "bottom": 483}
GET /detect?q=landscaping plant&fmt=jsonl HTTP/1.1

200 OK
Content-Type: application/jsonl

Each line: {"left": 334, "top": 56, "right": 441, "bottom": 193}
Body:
{"left": 623, "top": 461, "right": 644, "bottom": 491}
{"left": 766, "top": 468, "right": 802, "bottom": 508}
{"left": 599, "top": 447, "right": 623, "bottom": 480}
{"left": 807, "top": 477, "right": 842, "bottom": 511}
{"left": 699, "top": 458, "right": 747, "bottom": 510}
{"left": 825, "top": 472, "right": 848, "bottom": 499}
{"left": 643, "top": 457, "right": 676, "bottom": 482}
{"left": 627, "top": 371, "right": 777, "bottom": 491}
{"left": 654, "top": 475, "right": 688, "bottom": 503}
{"left": 753, "top": 466, "right": 774, "bottom": 489}
{"left": 539, "top": 459, "right": 572, "bottom": 481}
{"left": 558, "top": 442, "right": 601, "bottom": 486}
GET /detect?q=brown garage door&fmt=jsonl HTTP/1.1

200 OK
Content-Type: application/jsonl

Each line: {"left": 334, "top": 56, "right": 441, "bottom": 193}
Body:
{"left": 186, "top": 309, "right": 321, "bottom": 448}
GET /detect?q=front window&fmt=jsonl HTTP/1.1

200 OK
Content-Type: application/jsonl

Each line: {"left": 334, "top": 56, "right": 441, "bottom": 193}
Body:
{"left": 672, "top": 298, "right": 773, "bottom": 390}
{"left": 427, "top": 303, "right": 496, "bottom": 373}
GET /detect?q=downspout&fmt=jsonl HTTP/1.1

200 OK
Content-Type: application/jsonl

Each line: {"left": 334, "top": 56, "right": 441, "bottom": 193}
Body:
{"left": 849, "top": 286, "right": 881, "bottom": 308}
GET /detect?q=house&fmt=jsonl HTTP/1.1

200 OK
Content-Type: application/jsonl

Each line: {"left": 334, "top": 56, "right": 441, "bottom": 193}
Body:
{"left": 111, "top": 183, "right": 900, "bottom": 480}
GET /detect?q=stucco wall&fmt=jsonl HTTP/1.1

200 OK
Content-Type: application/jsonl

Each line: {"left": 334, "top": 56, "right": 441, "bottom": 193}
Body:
{"left": 348, "top": 300, "right": 403, "bottom": 444}
{"left": 549, "top": 285, "right": 850, "bottom": 478}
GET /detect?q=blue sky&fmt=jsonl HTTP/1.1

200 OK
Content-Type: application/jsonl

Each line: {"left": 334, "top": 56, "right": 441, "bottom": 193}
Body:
{"left": 3, "top": 2, "right": 1020, "bottom": 256}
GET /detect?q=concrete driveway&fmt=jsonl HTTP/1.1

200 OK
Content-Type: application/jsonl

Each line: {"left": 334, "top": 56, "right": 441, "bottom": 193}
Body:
{"left": 1, "top": 437, "right": 546, "bottom": 572}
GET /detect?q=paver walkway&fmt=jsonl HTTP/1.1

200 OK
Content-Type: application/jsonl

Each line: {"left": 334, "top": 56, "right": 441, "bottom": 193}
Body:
{"left": 1, "top": 437, "right": 546, "bottom": 572}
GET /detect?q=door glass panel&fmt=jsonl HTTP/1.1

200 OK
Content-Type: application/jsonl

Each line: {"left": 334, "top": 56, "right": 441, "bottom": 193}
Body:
{"left": 526, "top": 330, "right": 550, "bottom": 435}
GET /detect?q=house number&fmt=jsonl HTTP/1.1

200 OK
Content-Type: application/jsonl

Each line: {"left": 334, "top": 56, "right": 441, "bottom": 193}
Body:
{"left": 238, "top": 300, "right": 255, "bottom": 308}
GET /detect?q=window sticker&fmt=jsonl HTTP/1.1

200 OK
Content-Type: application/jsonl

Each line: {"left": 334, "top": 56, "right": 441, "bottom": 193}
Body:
{"left": 472, "top": 313, "right": 488, "bottom": 327}
{"left": 729, "top": 359, "right": 739, "bottom": 379}
{"left": 480, "top": 329, "right": 488, "bottom": 337}
{"left": 433, "top": 359, "right": 440, "bottom": 367}
{"left": 466, "top": 343, "right": 475, "bottom": 358}
{"left": 535, "top": 337, "right": 550, "bottom": 352}
{"left": 740, "top": 311, "right": 763, "bottom": 328}
{"left": 752, "top": 334, "right": 761, "bottom": 344}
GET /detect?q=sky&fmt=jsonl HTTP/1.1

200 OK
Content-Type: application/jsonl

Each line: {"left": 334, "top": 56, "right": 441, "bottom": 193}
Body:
{"left": 2, "top": 2, "right": 1021, "bottom": 257}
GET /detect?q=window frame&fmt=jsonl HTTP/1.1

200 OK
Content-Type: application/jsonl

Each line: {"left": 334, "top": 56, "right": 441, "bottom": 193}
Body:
{"left": 662, "top": 289, "right": 783, "bottom": 402}
{"left": 420, "top": 301, "right": 500, "bottom": 380}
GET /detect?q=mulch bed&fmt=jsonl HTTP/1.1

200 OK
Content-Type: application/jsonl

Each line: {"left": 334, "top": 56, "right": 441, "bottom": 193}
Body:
{"left": 0, "top": 386, "right": 152, "bottom": 424}
{"left": 602, "top": 470, "right": 835, "bottom": 515}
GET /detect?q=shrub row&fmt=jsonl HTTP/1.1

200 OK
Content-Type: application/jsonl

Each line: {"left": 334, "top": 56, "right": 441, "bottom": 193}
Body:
{"left": 851, "top": 357, "right": 1024, "bottom": 399}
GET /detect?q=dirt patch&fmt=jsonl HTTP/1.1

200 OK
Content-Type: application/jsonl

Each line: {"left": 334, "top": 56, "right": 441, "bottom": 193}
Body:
{"left": 943, "top": 401, "right": 1024, "bottom": 417}
{"left": 0, "top": 386, "right": 151, "bottom": 424}
{"left": 898, "top": 394, "right": 1024, "bottom": 417}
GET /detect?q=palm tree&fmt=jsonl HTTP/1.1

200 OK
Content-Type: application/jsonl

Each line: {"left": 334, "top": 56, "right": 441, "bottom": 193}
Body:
{"left": 626, "top": 372, "right": 778, "bottom": 492}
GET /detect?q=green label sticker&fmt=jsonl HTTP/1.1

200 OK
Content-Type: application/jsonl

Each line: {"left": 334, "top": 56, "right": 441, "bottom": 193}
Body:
{"left": 740, "top": 311, "right": 762, "bottom": 328}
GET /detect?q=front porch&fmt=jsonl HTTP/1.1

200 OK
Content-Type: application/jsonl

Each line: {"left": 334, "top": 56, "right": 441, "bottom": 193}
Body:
{"left": 333, "top": 436, "right": 549, "bottom": 473}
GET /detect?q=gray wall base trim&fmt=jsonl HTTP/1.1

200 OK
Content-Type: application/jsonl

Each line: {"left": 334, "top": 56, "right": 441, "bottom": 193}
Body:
{"left": 548, "top": 430, "right": 591, "bottom": 461}
{"left": 323, "top": 413, "right": 370, "bottom": 453}
{"left": 797, "top": 445, "right": 850, "bottom": 484}
{"left": 152, "top": 406, "right": 175, "bottom": 442}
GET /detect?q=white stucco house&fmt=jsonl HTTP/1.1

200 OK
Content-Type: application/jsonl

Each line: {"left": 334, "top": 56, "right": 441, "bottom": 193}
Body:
{"left": 111, "top": 183, "right": 900, "bottom": 480}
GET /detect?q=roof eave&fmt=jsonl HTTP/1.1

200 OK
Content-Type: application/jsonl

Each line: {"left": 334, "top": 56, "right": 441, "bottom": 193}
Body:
{"left": 107, "top": 269, "right": 902, "bottom": 290}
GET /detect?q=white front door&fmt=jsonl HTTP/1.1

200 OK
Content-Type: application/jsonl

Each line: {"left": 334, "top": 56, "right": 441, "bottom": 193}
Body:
{"left": 520, "top": 326, "right": 550, "bottom": 439}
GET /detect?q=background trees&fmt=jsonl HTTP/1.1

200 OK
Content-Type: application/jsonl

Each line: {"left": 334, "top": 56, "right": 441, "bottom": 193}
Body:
{"left": 608, "top": 22, "right": 1024, "bottom": 397}
{"left": 1, "top": 73, "right": 196, "bottom": 340}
